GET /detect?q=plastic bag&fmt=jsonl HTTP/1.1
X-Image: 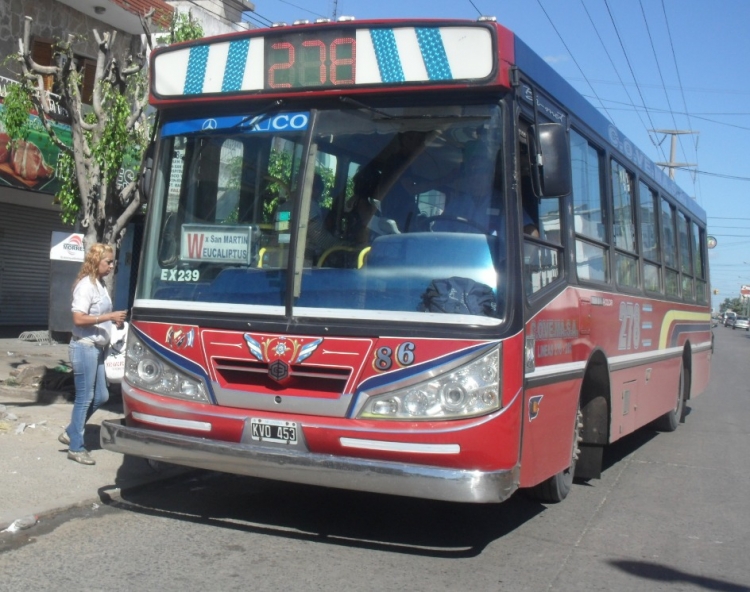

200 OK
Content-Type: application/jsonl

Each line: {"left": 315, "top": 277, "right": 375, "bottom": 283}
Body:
{"left": 418, "top": 277, "right": 496, "bottom": 317}
{"left": 104, "top": 321, "right": 128, "bottom": 384}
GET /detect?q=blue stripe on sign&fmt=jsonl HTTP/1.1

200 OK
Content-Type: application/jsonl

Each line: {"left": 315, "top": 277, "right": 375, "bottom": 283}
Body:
{"left": 415, "top": 28, "right": 452, "bottom": 80}
{"left": 222, "top": 39, "right": 250, "bottom": 92}
{"left": 184, "top": 45, "right": 209, "bottom": 95}
{"left": 370, "top": 29, "right": 404, "bottom": 83}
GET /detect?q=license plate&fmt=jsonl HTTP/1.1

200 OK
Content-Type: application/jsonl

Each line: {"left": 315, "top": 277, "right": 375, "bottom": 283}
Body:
{"left": 250, "top": 418, "right": 298, "bottom": 444}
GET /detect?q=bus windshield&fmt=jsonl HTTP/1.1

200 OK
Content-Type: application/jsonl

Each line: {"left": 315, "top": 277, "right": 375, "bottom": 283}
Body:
{"left": 138, "top": 102, "right": 506, "bottom": 325}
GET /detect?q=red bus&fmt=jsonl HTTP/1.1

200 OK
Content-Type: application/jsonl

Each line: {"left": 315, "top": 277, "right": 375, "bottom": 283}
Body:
{"left": 101, "top": 16, "right": 712, "bottom": 503}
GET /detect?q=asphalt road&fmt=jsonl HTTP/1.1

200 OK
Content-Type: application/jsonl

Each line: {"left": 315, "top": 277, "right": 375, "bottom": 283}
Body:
{"left": 1, "top": 325, "right": 749, "bottom": 591}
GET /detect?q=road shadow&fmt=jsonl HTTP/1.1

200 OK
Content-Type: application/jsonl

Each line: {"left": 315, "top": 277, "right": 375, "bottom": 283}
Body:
{"left": 36, "top": 366, "right": 76, "bottom": 404}
{"left": 99, "top": 407, "right": 693, "bottom": 558}
{"left": 106, "top": 470, "right": 547, "bottom": 558}
{"left": 0, "top": 363, "right": 74, "bottom": 406}
{"left": 2, "top": 375, "right": 124, "bottom": 408}
{"left": 609, "top": 559, "right": 750, "bottom": 592}
{"left": 601, "top": 428, "right": 660, "bottom": 473}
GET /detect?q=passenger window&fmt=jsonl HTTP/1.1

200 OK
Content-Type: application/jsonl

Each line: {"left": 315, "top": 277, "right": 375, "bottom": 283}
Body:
{"left": 570, "top": 129, "right": 608, "bottom": 283}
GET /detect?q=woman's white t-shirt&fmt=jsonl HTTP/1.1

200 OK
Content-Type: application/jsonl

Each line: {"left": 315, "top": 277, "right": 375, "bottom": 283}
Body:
{"left": 71, "top": 277, "right": 113, "bottom": 346}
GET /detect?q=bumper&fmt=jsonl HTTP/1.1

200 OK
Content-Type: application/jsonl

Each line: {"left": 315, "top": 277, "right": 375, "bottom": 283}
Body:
{"left": 101, "top": 419, "right": 519, "bottom": 504}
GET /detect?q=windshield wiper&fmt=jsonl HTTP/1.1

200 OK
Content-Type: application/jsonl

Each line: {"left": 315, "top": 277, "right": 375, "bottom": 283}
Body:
{"left": 232, "top": 99, "right": 285, "bottom": 129}
{"left": 339, "top": 96, "right": 396, "bottom": 119}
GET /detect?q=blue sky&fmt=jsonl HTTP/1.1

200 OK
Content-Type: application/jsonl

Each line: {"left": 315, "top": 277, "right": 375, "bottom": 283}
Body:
{"left": 249, "top": 0, "right": 750, "bottom": 311}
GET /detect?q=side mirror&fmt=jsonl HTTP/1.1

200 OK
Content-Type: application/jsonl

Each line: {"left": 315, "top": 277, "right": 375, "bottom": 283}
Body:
{"left": 139, "top": 143, "right": 155, "bottom": 202}
{"left": 529, "top": 123, "right": 571, "bottom": 198}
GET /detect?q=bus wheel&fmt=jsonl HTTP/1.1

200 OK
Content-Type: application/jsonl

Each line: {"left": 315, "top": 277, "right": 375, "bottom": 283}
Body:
{"left": 654, "top": 363, "right": 686, "bottom": 432}
{"left": 526, "top": 408, "right": 583, "bottom": 503}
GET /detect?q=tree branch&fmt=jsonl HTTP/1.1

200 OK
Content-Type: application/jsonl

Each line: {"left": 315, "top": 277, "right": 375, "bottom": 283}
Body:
{"left": 21, "top": 17, "right": 58, "bottom": 76}
{"left": 90, "top": 29, "right": 109, "bottom": 128}
{"left": 112, "top": 185, "right": 142, "bottom": 242}
{"left": 140, "top": 9, "right": 156, "bottom": 51}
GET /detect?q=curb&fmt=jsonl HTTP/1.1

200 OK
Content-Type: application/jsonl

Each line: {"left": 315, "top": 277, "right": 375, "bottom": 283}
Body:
{"left": 0, "top": 385, "right": 179, "bottom": 535}
{"left": 0, "top": 462, "right": 194, "bottom": 533}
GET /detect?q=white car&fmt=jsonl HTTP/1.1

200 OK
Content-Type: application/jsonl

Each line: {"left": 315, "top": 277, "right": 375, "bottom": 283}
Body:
{"left": 732, "top": 316, "right": 749, "bottom": 331}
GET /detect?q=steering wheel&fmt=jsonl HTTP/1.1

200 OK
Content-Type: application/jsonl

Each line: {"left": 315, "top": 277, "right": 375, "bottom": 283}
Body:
{"left": 425, "top": 215, "right": 486, "bottom": 233}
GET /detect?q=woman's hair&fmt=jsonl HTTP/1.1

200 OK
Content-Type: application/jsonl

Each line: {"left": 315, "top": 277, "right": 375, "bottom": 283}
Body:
{"left": 74, "top": 243, "right": 113, "bottom": 287}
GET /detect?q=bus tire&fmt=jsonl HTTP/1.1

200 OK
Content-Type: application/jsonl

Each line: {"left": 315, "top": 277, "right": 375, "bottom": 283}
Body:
{"left": 654, "top": 363, "right": 686, "bottom": 432}
{"left": 526, "top": 408, "right": 582, "bottom": 503}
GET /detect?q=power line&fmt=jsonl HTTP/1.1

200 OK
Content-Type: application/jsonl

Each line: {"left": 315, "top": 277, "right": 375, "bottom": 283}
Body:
{"left": 535, "top": 0, "right": 617, "bottom": 124}
{"left": 660, "top": 0, "right": 702, "bottom": 205}
{"left": 578, "top": 0, "right": 651, "bottom": 140}
{"left": 179, "top": 0, "right": 274, "bottom": 28}
{"left": 243, "top": 13, "right": 273, "bottom": 27}
{"left": 570, "top": 77, "right": 750, "bottom": 96}
{"left": 712, "top": 240, "right": 750, "bottom": 246}
{"left": 683, "top": 112, "right": 750, "bottom": 116}
{"left": 268, "top": 0, "right": 327, "bottom": 19}
{"left": 638, "top": 1, "right": 701, "bottom": 204}
{"left": 581, "top": 95, "right": 750, "bottom": 132}
{"left": 602, "top": 0, "right": 668, "bottom": 163}
{"left": 679, "top": 168, "right": 750, "bottom": 182}
{"left": 661, "top": 0, "right": 697, "bottom": 148}
{"left": 638, "top": 0, "right": 690, "bottom": 165}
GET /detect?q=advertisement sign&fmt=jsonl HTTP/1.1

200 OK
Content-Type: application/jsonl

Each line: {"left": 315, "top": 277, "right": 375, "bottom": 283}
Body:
{"left": 0, "top": 99, "right": 72, "bottom": 195}
{"left": 741, "top": 285, "right": 750, "bottom": 299}
{"left": 50, "top": 231, "right": 85, "bottom": 262}
{"left": 0, "top": 93, "right": 140, "bottom": 197}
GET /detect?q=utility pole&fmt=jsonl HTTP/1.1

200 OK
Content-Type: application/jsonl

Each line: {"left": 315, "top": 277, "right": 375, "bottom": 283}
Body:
{"left": 332, "top": 0, "right": 338, "bottom": 19}
{"left": 651, "top": 129, "right": 698, "bottom": 180}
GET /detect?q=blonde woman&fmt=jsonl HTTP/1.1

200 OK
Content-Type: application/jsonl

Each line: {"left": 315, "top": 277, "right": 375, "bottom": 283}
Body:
{"left": 58, "top": 243, "right": 127, "bottom": 465}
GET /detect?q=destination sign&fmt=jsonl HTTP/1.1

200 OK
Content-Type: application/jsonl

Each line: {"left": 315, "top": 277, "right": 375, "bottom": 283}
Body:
{"left": 180, "top": 224, "right": 254, "bottom": 264}
{"left": 152, "top": 24, "right": 495, "bottom": 98}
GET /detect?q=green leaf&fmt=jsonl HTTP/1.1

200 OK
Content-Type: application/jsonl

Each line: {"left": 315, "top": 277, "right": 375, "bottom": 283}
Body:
{"left": 0, "top": 82, "right": 35, "bottom": 146}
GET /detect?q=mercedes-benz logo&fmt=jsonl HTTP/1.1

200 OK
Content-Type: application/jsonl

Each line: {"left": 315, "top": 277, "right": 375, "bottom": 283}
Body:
{"left": 202, "top": 119, "right": 217, "bottom": 130}
{"left": 268, "top": 360, "right": 289, "bottom": 383}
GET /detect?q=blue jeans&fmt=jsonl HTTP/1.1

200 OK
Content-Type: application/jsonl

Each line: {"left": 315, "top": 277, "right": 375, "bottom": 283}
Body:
{"left": 66, "top": 340, "right": 109, "bottom": 452}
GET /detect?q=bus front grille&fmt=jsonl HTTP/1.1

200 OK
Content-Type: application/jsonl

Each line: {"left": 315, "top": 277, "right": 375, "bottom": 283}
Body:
{"left": 212, "top": 358, "right": 351, "bottom": 397}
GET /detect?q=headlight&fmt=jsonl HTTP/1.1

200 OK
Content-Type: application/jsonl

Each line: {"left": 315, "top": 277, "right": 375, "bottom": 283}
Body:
{"left": 125, "top": 333, "right": 209, "bottom": 403}
{"left": 358, "top": 346, "right": 501, "bottom": 420}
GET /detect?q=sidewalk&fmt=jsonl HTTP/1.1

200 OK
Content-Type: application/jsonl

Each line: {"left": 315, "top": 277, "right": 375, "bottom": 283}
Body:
{"left": 0, "top": 330, "right": 185, "bottom": 531}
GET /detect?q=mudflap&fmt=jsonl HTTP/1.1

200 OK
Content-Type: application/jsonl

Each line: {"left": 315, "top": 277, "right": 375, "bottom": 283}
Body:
{"left": 574, "top": 443, "right": 603, "bottom": 480}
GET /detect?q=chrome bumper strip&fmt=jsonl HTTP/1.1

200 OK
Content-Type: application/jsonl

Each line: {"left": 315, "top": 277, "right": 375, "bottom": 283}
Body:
{"left": 101, "top": 419, "right": 518, "bottom": 504}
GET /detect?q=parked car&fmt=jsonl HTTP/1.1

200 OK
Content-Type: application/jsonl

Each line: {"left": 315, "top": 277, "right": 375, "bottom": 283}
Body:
{"left": 732, "top": 316, "right": 749, "bottom": 330}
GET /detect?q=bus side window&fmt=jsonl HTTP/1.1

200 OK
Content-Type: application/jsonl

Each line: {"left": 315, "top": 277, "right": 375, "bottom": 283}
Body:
{"left": 539, "top": 197, "right": 561, "bottom": 244}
